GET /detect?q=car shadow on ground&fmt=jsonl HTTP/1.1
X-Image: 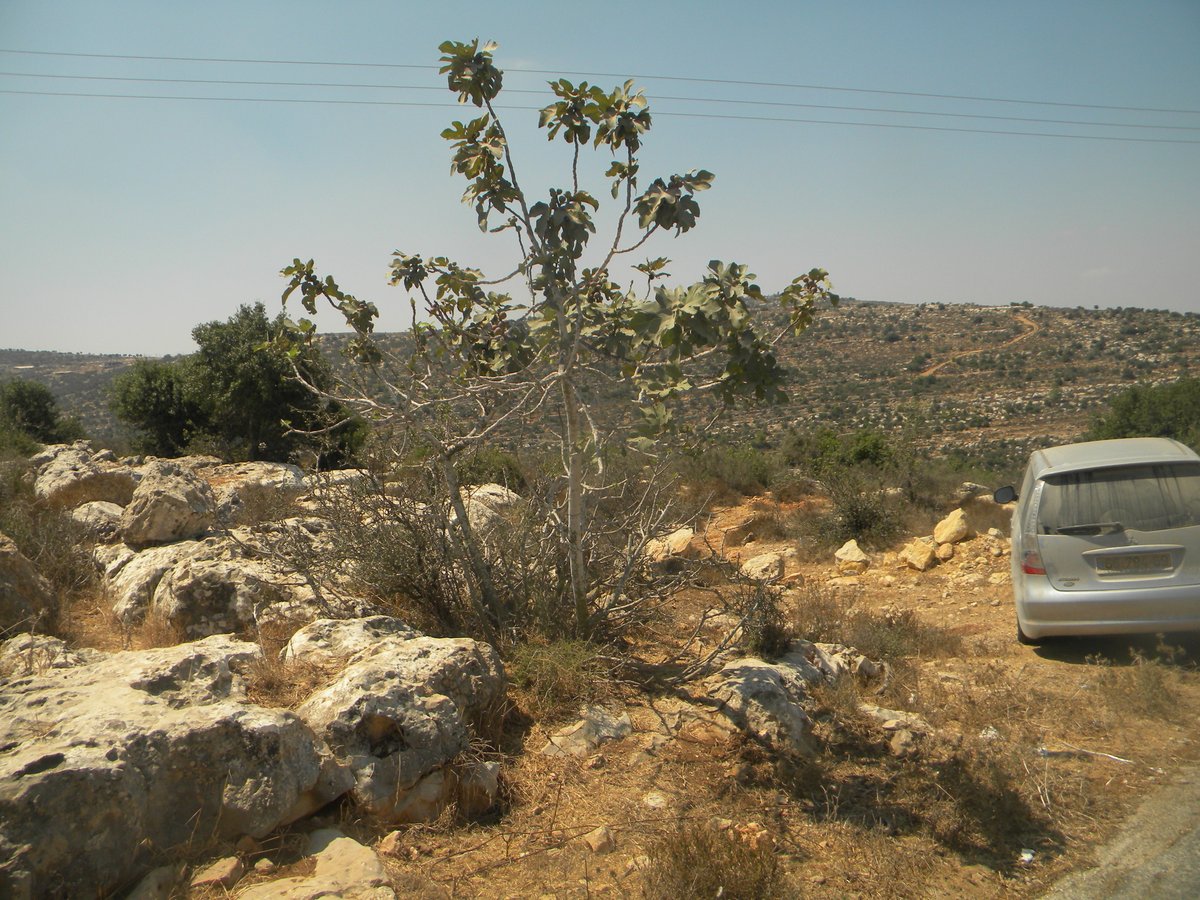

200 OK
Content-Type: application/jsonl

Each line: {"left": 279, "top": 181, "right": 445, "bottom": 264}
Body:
{"left": 1032, "top": 632, "right": 1200, "bottom": 667}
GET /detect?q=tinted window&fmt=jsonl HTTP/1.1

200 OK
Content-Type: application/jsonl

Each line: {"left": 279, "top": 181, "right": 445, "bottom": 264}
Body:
{"left": 1038, "top": 462, "right": 1200, "bottom": 534}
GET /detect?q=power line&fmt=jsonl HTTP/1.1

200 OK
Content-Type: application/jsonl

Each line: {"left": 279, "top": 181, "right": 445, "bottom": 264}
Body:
{"left": 2, "top": 46, "right": 1197, "bottom": 115}
{"left": 3, "top": 87, "right": 1198, "bottom": 144}
{"left": 3, "top": 70, "right": 1197, "bottom": 132}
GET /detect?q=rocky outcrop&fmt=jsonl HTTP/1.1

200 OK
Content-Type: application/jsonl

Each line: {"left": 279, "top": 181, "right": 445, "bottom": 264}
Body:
{"left": 645, "top": 526, "right": 697, "bottom": 563}
{"left": 900, "top": 538, "right": 938, "bottom": 571}
{"left": 31, "top": 442, "right": 138, "bottom": 508}
{"left": 70, "top": 500, "right": 125, "bottom": 540}
{"left": 105, "top": 523, "right": 372, "bottom": 637}
{"left": 119, "top": 461, "right": 218, "bottom": 546}
{"left": 205, "top": 461, "right": 307, "bottom": 523}
{"left": 702, "top": 640, "right": 881, "bottom": 757}
{"left": 0, "top": 635, "right": 348, "bottom": 898}
{"left": 541, "top": 707, "right": 633, "bottom": 757}
{"left": 288, "top": 617, "right": 506, "bottom": 824}
{"left": 0, "top": 534, "right": 55, "bottom": 636}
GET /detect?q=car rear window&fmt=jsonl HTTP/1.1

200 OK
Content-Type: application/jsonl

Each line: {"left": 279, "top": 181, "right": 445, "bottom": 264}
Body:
{"left": 1038, "top": 462, "right": 1200, "bottom": 534}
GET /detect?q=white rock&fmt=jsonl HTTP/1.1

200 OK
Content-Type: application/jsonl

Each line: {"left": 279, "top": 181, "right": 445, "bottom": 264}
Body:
{"left": 33, "top": 442, "right": 138, "bottom": 508}
{"left": 0, "top": 635, "right": 347, "bottom": 897}
{"left": 0, "top": 534, "right": 55, "bottom": 635}
{"left": 541, "top": 706, "right": 633, "bottom": 757}
{"left": 294, "top": 620, "right": 505, "bottom": 824}
{"left": 739, "top": 551, "right": 784, "bottom": 581}
{"left": 119, "top": 461, "right": 217, "bottom": 546}
{"left": 834, "top": 539, "right": 870, "bottom": 574}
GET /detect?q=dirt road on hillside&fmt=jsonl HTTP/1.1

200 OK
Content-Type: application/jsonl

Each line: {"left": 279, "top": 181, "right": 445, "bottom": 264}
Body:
{"left": 920, "top": 311, "right": 1041, "bottom": 376}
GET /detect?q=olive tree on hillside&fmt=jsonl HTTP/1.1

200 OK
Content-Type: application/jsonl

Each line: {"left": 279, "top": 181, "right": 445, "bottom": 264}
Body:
{"left": 112, "top": 303, "right": 362, "bottom": 463}
{"left": 276, "top": 39, "right": 834, "bottom": 640}
{"left": 0, "top": 379, "right": 84, "bottom": 450}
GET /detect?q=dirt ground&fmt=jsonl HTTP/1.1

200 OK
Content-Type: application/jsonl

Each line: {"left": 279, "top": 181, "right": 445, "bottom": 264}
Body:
{"left": 218, "top": 495, "right": 1198, "bottom": 900}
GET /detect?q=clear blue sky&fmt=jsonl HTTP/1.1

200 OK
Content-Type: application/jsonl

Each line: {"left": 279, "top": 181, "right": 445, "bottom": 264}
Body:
{"left": 1, "top": 0, "right": 1197, "bottom": 355}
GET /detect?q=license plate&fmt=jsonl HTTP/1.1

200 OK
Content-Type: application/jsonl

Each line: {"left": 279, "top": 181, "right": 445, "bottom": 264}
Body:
{"left": 1096, "top": 552, "right": 1172, "bottom": 574}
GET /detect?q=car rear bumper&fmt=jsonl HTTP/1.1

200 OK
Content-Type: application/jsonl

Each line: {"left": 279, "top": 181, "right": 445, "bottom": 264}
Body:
{"left": 1016, "top": 580, "right": 1200, "bottom": 638}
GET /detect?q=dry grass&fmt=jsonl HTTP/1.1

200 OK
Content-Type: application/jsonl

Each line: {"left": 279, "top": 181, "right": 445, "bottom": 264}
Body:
{"left": 791, "top": 583, "right": 964, "bottom": 661}
{"left": 642, "top": 820, "right": 786, "bottom": 899}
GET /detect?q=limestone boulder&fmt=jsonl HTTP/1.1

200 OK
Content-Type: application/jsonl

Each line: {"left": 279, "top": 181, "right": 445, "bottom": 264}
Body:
{"left": 645, "top": 526, "right": 697, "bottom": 563}
{"left": 283, "top": 615, "right": 419, "bottom": 667}
{"left": 0, "top": 635, "right": 349, "bottom": 897}
{"left": 107, "top": 540, "right": 208, "bottom": 622}
{"left": 70, "top": 500, "right": 125, "bottom": 541}
{"left": 119, "top": 461, "right": 217, "bottom": 546}
{"left": 834, "top": 539, "right": 870, "bottom": 574}
{"left": 290, "top": 618, "right": 505, "bottom": 824}
{"left": 0, "top": 633, "right": 102, "bottom": 679}
{"left": 932, "top": 508, "right": 971, "bottom": 545}
{"left": 453, "top": 482, "right": 524, "bottom": 543}
{"left": 32, "top": 442, "right": 138, "bottom": 508}
{"left": 739, "top": 551, "right": 785, "bottom": 582}
{"left": 106, "top": 527, "right": 372, "bottom": 635}
{"left": 0, "top": 534, "right": 56, "bottom": 636}
{"left": 702, "top": 639, "right": 882, "bottom": 757}
{"left": 900, "top": 538, "right": 938, "bottom": 571}
{"left": 203, "top": 461, "right": 307, "bottom": 524}
{"left": 541, "top": 707, "right": 633, "bottom": 757}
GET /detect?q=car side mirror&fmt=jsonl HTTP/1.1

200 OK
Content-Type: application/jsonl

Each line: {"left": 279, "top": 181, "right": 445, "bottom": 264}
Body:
{"left": 993, "top": 485, "right": 1017, "bottom": 504}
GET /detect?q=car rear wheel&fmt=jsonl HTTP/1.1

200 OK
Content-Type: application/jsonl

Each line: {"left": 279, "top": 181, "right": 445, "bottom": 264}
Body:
{"left": 1017, "top": 619, "right": 1037, "bottom": 645}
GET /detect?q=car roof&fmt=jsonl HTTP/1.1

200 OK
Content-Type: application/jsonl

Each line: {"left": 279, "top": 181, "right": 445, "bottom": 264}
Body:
{"left": 1030, "top": 437, "right": 1200, "bottom": 479}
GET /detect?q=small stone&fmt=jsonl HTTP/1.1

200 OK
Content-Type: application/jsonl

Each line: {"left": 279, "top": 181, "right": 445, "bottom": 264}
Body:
{"left": 377, "top": 830, "right": 405, "bottom": 857}
{"left": 583, "top": 826, "right": 617, "bottom": 854}
{"left": 889, "top": 729, "right": 918, "bottom": 758}
{"left": 642, "top": 791, "right": 668, "bottom": 809}
{"left": 189, "top": 856, "right": 244, "bottom": 890}
{"left": 253, "top": 859, "right": 275, "bottom": 874}
{"left": 935, "top": 542, "right": 955, "bottom": 562}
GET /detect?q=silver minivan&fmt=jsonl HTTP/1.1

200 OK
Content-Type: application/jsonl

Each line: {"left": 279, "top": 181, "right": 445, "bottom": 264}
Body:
{"left": 995, "top": 437, "right": 1200, "bottom": 643}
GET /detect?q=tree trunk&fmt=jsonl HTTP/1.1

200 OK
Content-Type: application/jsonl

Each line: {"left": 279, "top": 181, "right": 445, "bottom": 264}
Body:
{"left": 440, "top": 454, "right": 503, "bottom": 645}
{"left": 560, "top": 376, "right": 590, "bottom": 637}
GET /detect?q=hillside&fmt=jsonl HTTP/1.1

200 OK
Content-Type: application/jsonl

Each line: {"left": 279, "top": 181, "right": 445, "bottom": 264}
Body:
{"left": 4, "top": 300, "right": 1198, "bottom": 459}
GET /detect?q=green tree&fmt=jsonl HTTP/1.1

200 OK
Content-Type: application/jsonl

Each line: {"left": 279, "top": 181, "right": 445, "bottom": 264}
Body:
{"left": 1088, "top": 378, "right": 1200, "bottom": 451}
{"left": 109, "top": 359, "right": 205, "bottom": 457}
{"left": 111, "top": 303, "right": 362, "bottom": 464}
{"left": 276, "top": 39, "right": 834, "bottom": 640}
{"left": 0, "top": 379, "right": 84, "bottom": 448}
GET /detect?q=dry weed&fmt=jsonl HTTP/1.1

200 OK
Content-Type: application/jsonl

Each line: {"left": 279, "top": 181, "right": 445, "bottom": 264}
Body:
{"left": 642, "top": 820, "right": 786, "bottom": 899}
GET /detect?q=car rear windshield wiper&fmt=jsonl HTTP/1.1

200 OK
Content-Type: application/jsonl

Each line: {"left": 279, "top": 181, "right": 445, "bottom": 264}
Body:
{"left": 1055, "top": 522, "right": 1125, "bottom": 536}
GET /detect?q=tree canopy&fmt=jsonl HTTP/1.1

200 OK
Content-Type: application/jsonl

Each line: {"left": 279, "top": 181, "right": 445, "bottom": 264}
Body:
{"left": 1088, "top": 378, "right": 1200, "bottom": 451}
{"left": 0, "top": 379, "right": 84, "bottom": 452}
{"left": 111, "top": 303, "right": 362, "bottom": 463}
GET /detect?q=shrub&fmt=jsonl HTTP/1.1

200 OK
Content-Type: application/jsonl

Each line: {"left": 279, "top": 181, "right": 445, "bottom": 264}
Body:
{"left": 678, "top": 442, "right": 782, "bottom": 501}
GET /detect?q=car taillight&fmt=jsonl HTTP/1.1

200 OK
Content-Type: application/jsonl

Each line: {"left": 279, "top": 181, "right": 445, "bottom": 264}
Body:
{"left": 1017, "top": 531, "right": 1047, "bottom": 575}
{"left": 1022, "top": 548, "right": 1046, "bottom": 575}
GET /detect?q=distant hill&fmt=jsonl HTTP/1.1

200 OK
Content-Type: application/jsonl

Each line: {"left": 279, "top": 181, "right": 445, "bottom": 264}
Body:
{"left": 4, "top": 301, "right": 1197, "bottom": 464}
